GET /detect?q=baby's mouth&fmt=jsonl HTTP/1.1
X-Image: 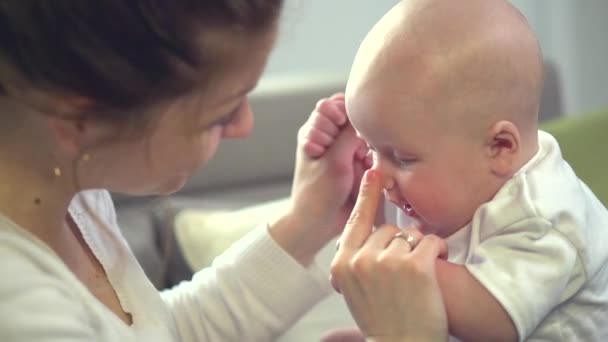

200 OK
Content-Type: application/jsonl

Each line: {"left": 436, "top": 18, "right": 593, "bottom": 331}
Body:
{"left": 397, "top": 201, "right": 417, "bottom": 218}
{"left": 384, "top": 190, "right": 418, "bottom": 219}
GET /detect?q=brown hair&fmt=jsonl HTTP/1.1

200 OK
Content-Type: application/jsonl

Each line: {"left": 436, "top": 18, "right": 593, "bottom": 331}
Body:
{"left": 0, "top": 2, "right": 284, "bottom": 279}
{"left": 0, "top": 1, "right": 284, "bottom": 121}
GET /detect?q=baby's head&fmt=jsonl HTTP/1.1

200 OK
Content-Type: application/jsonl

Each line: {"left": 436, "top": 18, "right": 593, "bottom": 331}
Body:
{"left": 345, "top": 0, "right": 543, "bottom": 237}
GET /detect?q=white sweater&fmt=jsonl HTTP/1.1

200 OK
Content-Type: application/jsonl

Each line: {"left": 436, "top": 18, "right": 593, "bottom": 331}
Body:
{"left": 0, "top": 190, "right": 332, "bottom": 342}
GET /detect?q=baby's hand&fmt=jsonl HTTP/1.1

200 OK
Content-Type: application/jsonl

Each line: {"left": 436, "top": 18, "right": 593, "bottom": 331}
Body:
{"left": 301, "top": 93, "right": 348, "bottom": 158}
{"left": 299, "top": 92, "right": 372, "bottom": 203}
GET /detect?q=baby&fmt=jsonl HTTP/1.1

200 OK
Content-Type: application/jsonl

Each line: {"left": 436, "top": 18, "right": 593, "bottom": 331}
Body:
{"left": 306, "top": 0, "right": 608, "bottom": 341}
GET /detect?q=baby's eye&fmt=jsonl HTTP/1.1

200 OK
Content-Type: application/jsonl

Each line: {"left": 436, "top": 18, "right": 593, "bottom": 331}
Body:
{"left": 392, "top": 152, "right": 416, "bottom": 168}
{"left": 396, "top": 158, "right": 415, "bottom": 168}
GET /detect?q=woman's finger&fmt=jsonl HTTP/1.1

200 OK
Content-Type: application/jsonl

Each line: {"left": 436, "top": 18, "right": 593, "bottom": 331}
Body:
{"left": 359, "top": 225, "right": 400, "bottom": 251}
{"left": 339, "top": 169, "right": 383, "bottom": 250}
{"left": 385, "top": 227, "right": 424, "bottom": 254}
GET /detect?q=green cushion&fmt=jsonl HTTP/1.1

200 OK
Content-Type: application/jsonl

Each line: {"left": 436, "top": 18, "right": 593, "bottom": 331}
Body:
{"left": 540, "top": 109, "right": 608, "bottom": 207}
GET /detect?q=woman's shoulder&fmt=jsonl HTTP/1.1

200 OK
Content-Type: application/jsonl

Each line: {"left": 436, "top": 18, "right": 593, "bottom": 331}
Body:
{"left": 0, "top": 214, "right": 73, "bottom": 285}
{"left": 0, "top": 255, "right": 98, "bottom": 341}
{"left": 0, "top": 219, "right": 95, "bottom": 338}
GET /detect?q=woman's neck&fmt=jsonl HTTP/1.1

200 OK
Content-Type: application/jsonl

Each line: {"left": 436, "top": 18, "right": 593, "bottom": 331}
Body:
{"left": 0, "top": 147, "right": 75, "bottom": 248}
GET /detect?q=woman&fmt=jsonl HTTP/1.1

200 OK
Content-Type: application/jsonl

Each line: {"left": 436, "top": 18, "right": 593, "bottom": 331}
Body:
{"left": 0, "top": 1, "right": 447, "bottom": 341}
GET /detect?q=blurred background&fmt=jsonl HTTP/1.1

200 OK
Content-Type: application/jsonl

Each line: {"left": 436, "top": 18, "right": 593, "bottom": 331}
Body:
{"left": 172, "top": 0, "right": 608, "bottom": 194}
{"left": 265, "top": 0, "right": 607, "bottom": 118}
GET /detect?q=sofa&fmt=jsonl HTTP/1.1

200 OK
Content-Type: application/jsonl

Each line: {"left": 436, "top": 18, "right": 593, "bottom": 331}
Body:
{"left": 540, "top": 109, "right": 608, "bottom": 206}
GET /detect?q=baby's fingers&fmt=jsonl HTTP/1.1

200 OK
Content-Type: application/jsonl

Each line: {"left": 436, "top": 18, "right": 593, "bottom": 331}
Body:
{"left": 312, "top": 110, "right": 341, "bottom": 137}
{"left": 317, "top": 98, "right": 347, "bottom": 127}
{"left": 302, "top": 125, "right": 337, "bottom": 157}
{"left": 302, "top": 140, "right": 326, "bottom": 158}
{"left": 329, "top": 92, "right": 345, "bottom": 101}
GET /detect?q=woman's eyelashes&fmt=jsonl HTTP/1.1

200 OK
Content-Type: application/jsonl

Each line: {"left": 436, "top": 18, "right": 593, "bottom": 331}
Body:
{"left": 210, "top": 102, "right": 242, "bottom": 128}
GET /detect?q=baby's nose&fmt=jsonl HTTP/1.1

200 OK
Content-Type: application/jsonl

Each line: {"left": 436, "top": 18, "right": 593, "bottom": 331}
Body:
{"left": 376, "top": 166, "right": 396, "bottom": 191}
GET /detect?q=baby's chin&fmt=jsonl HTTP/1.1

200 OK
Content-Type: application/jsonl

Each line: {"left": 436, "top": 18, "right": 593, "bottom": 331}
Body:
{"left": 397, "top": 210, "right": 450, "bottom": 237}
{"left": 416, "top": 223, "right": 439, "bottom": 236}
{"left": 419, "top": 223, "right": 463, "bottom": 240}
{"left": 400, "top": 216, "right": 439, "bottom": 237}
{"left": 407, "top": 220, "right": 432, "bottom": 235}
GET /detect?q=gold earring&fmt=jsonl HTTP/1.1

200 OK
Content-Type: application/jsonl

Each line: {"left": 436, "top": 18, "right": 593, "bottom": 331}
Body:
{"left": 82, "top": 153, "right": 91, "bottom": 161}
{"left": 53, "top": 167, "right": 62, "bottom": 177}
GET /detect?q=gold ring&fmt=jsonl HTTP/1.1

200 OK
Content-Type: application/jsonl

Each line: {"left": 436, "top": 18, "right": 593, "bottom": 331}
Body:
{"left": 392, "top": 231, "right": 417, "bottom": 249}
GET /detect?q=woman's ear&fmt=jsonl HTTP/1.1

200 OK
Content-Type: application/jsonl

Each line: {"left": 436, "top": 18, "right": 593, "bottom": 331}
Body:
{"left": 48, "top": 115, "right": 88, "bottom": 157}
{"left": 487, "top": 120, "right": 521, "bottom": 177}
{"left": 45, "top": 96, "right": 96, "bottom": 158}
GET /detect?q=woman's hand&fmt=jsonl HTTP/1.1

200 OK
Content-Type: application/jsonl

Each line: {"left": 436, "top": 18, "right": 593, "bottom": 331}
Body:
{"left": 330, "top": 169, "right": 449, "bottom": 342}
{"left": 269, "top": 93, "right": 369, "bottom": 265}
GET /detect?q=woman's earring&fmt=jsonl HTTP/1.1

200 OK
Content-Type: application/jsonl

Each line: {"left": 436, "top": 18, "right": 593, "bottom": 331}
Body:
{"left": 53, "top": 154, "right": 90, "bottom": 178}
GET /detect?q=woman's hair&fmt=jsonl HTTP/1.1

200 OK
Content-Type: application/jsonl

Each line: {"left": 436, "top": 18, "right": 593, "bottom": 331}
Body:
{"left": 0, "top": 2, "right": 285, "bottom": 258}
{"left": 0, "top": 0, "right": 283, "bottom": 121}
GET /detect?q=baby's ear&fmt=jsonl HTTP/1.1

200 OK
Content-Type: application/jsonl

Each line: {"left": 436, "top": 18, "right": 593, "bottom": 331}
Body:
{"left": 487, "top": 120, "right": 520, "bottom": 177}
